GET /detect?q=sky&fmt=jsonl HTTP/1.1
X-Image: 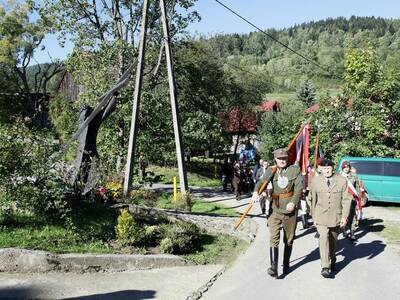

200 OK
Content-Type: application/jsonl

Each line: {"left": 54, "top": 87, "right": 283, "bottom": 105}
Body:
{"left": 34, "top": 0, "right": 400, "bottom": 63}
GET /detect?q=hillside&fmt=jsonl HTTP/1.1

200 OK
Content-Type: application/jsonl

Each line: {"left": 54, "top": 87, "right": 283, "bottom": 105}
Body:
{"left": 201, "top": 16, "right": 400, "bottom": 92}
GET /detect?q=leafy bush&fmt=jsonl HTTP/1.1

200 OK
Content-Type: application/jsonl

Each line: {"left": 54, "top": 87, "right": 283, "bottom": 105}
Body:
{"left": 115, "top": 209, "right": 141, "bottom": 246}
{"left": 0, "top": 122, "right": 71, "bottom": 220}
{"left": 173, "top": 191, "right": 194, "bottom": 211}
{"left": 125, "top": 188, "right": 161, "bottom": 206}
{"left": 105, "top": 181, "right": 122, "bottom": 200}
{"left": 159, "top": 221, "right": 203, "bottom": 254}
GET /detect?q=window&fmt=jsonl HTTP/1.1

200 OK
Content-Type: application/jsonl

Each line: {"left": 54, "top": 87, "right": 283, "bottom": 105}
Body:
{"left": 384, "top": 162, "right": 400, "bottom": 177}
{"left": 350, "top": 161, "right": 384, "bottom": 176}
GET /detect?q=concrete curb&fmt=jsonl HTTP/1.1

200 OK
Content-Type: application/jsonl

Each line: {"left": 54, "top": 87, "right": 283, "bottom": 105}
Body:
{"left": 0, "top": 248, "right": 193, "bottom": 273}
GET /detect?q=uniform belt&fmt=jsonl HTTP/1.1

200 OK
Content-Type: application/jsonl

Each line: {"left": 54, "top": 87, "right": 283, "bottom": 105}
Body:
{"left": 271, "top": 192, "right": 294, "bottom": 200}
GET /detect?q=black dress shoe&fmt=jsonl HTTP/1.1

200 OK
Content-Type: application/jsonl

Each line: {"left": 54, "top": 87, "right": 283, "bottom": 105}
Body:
{"left": 330, "top": 263, "right": 335, "bottom": 272}
{"left": 321, "top": 268, "right": 330, "bottom": 278}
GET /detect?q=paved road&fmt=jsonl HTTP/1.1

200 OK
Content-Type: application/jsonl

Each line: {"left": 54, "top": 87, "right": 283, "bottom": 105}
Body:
{"left": 201, "top": 191, "right": 400, "bottom": 300}
{"left": 0, "top": 265, "right": 223, "bottom": 300}
{"left": 1, "top": 186, "right": 399, "bottom": 300}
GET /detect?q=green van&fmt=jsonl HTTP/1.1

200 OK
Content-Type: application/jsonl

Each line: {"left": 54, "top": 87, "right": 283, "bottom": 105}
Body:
{"left": 337, "top": 157, "right": 400, "bottom": 205}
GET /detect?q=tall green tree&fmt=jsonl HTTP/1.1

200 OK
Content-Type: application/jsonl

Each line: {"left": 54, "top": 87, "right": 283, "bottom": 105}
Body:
{"left": 296, "top": 79, "right": 316, "bottom": 107}
{"left": 0, "top": 0, "right": 63, "bottom": 123}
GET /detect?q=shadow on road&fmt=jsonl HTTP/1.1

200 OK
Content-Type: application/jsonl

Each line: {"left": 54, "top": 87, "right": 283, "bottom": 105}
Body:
{"left": 0, "top": 287, "right": 156, "bottom": 300}
{"left": 290, "top": 218, "right": 386, "bottom": 275}
{"left": 64, "top": 290, "right": 156, "bottom": 300}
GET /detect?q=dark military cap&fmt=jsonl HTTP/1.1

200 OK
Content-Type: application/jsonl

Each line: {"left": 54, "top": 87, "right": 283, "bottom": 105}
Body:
{"left": 273, "top": 148, "right": 288, "bottom": 158}
{"left": 318, "top": 158, "right": 334, "bottom": 167}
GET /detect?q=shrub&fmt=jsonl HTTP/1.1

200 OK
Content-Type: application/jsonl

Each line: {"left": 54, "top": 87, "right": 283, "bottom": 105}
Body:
{"left": 159, "top": 237, "right": 174, "bottom": 253}
{"left": 141, "top": 225, "right": 160, "bottom": 245}
{"left": 105, "top": 181, "right": 122, "bottom": 200}
{"left": 172, "top": 191, "right": 194, "bottom": 212}
{"left": 115, "top": 209, "right": 141, "bottom": 246}
{"left": 126, "top": 188, "right": 161, "bottom": 206}
{"left": 159, "top": 221, "right": 203, "bottom": 254}
{"left": 0, "top": 122, "right": 71, "bottom": 220}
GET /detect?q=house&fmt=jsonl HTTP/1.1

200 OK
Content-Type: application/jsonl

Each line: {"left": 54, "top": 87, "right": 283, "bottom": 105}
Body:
{"left": 221, "top": 99, "right": 281, "bottom": 154}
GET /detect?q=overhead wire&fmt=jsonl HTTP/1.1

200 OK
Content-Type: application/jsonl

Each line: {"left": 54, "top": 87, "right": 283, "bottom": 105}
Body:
{"left": 190, "top": 42, "right": 294, "bottom": 92}
{"left": 213, "top": 0, "right": 343, "bottom": 80}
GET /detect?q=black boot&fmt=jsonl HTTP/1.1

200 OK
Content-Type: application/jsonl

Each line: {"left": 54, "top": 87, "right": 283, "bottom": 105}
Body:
{"left": 267, "top": 247, "right": 279, "bottom": 278}
{"left": 349, "top": 229, "right": 357, "bottom": 241}
{"left": 301, "top": 214, "right": 309, "bottom": 229}
{"left": 283, "top": 244, "right": 293, "bottom": 275}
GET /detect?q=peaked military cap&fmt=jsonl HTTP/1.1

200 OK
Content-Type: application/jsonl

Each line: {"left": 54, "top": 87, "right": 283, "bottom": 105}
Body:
{"left": 273, "top": 148, "right": 288, "bottom": 158}
{"left": 318, "top": 158, "right": 334, "bottom": 167}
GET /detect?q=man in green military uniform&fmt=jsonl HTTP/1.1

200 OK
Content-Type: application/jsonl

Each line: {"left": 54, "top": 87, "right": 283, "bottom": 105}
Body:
{"left": 252, "top": 148, "right": 302, "bottom": 278}
{"left": 310, "top": 159, "right": 351, "bottom": 278}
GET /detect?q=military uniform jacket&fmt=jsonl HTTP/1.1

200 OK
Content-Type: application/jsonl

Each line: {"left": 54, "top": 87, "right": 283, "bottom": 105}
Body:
{"left": 255, "top": 165, "right": 302, "bottom": 214}
{"left": 340, "top": 172, "right": 361, "bottom": 200}
{"left": 310, "top": 174, "right": 352, "bottom": 227}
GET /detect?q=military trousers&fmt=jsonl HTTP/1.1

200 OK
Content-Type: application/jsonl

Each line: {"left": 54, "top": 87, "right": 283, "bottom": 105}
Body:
{"left": 347, "top": 200, "right": 358, "bottom": 230}
{"left": 268, "top": 210, "right": 297, "bottom": 247}
{"left": 316, "top": 225, "right": 340, "bottom": 269}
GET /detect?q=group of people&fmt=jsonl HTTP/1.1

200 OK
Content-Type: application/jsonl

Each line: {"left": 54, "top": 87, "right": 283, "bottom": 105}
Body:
{"left": 251, "top": 147, "right": 362, "bottom": 279}
{"left": 221, "top": 157, "right": 272, "bottom": 201}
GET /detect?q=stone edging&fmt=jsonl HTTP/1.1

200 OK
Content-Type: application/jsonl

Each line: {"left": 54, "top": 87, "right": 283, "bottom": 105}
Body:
{"left": 113, "top": 203, "right": 258, "bottom": 243}
{"left": 0, "top": 248, "right": 193, "bottom": 273}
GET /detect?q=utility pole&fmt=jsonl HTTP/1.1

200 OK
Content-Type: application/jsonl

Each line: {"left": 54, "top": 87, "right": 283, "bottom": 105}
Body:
{"left": 123, "top": 0, "right": 149, "bottom": 196}
{"left": 124, "top": 0, "right": 188, "bottom": 195}
{"left": 160, "top": 0, "right": 188, "bottom": 192}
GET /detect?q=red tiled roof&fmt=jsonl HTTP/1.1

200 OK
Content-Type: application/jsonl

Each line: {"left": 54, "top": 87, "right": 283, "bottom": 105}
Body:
{"left": 305, "top": 104, "right": 320, "bottom": 113}
{"left": 260, "top": 100, "right": 280, "bottom": 112}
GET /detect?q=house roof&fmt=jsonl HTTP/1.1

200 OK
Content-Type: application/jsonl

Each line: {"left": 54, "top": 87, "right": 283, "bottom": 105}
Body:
{"left": 304, "top": 104, "right": 320, "bottom": 113}
{"left": 259, "top": 100, "right": 280, "bottom": 112}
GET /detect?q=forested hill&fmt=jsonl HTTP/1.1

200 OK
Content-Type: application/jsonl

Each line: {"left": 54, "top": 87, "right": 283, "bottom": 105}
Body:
{"left": 202, "top": 16, "right": 400, "bottom": 91}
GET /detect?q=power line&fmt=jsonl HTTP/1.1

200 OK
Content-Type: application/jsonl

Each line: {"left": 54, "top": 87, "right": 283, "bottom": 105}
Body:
{"left": 213, "top": 0, "right": 343, "bottom": 80}
{"left": 194, "top": 44, "right": 295, "bottom": 92}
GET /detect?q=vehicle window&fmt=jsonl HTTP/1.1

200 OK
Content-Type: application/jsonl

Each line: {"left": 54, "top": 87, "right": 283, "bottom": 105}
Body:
{"left": 350, "top": 161, "right": 384, "bottom": 176}
{"left": 384, "top": 162, "right": 400, "bottom": 176}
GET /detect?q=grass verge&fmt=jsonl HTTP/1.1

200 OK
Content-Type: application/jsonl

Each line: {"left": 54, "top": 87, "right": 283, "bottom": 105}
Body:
{"left": 147, "top": 164, "right": 221, "bottom": 188}
{"left": 0, "top": 204, "right": 117, "bottom": 254}
{"left": 156, "top": 193, "right": 239, "bottom": 217}
{"left": 183, "top": 233, "right": 248, "bottom": 265}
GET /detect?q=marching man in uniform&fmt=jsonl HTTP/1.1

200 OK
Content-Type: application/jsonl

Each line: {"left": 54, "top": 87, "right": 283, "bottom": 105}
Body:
{"left": 252, "top": 148, "right": 302, "bottom": 277}
{"left": 309, "top": 159, "right": 351, "bottom": 278}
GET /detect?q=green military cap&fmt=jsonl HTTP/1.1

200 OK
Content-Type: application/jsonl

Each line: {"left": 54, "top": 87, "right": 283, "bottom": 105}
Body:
{"left": 273, "top": 148, "right": 288, "bottom": 158}
{"left": 318, "top": 158, "right": 333, "bottom": 167}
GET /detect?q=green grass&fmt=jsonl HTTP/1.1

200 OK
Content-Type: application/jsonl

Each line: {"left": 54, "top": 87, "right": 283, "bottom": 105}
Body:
{"left": 191, "top": 201, "right": 239, "bottom": 217}
{"left": 183, "top": 233, "right": 248, "bottom": 265}
{"left": 265, "top": 88, "right": 342, "bottom": 103}
{"left": 0, "top": 199, "right": 243, "bottom": 263}
{"left": 156, "top": 193, "right": 239, "bottom": 217}
{"left": 148, "top": 164, "right": 221, "bottom": 187}
{"left": 0, "top": 204, "right": 117, "bottom": 254}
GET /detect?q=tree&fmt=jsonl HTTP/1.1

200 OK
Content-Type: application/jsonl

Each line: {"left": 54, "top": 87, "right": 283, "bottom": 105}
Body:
{"left": 44, "top": 1, "right": 206, "bottom": 170}
{"left": 258, "top": 99, "right": 306, "bottom": 161}
{"left": 0, "top": 0, "right": 63, "bottom": 124}
{"left": 296, "top": 79, "right": 316, "bottom": 107}
{"left": 308, "top": 47, "right": 400, "bottom": 161}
